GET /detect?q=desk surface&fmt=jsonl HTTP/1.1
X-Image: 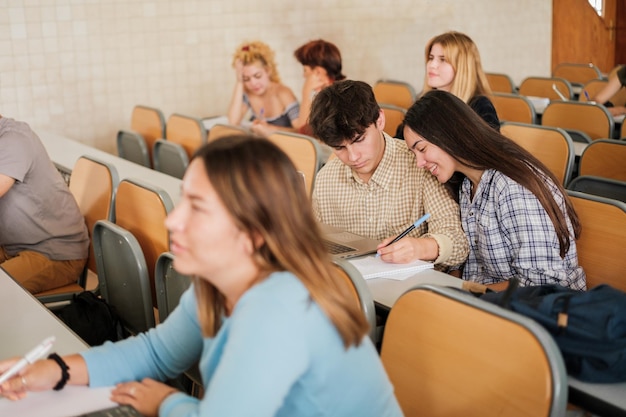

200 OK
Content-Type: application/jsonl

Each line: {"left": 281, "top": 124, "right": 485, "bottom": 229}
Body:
{"left": 0, "top": 268, "right": 87, "bottom": 358}
{"left": 38, "top": 130, "right": 182, "bottom": 204}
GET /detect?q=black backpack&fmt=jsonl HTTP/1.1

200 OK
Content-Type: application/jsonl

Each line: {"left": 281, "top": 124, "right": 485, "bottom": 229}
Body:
{"left": 481, "top": 280, "right": 626, "bottom": 383}
{"left": 55, "top": 291, "right": 122, "bottom": 346}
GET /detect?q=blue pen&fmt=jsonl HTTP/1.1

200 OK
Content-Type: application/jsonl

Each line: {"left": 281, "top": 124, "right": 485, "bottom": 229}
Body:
{"left": 377, "top": 213, "right": 431, "bottom": 257}
{"left": 583, "top": 90, "right": 591, "bottom": 101}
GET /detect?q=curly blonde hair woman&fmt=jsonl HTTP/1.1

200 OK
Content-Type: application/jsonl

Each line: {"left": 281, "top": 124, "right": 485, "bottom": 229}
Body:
{"left": 227, "top": 41, "right": 300, "bottom": 130}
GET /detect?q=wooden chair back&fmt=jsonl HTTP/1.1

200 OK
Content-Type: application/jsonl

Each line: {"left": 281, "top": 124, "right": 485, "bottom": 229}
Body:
{"left": 553, "top": 62, "right": 602, "bottom": 86}
{"left": 373, "top": 79, "right": 417, "bottom": 109}
{"left": 379, "top": 103, "right": 406, "bottom": 137}
{"left": 519, "top": 76, "right": 573, "bottom": 100}
{"left": 380, "top": 284, "right": 567, "bottom": 417}
{"left": 567, "top": 191, "right": 626, "bottom": 292}
{"left": 486, "top": 72, "right": 516, "bottom": 93}
{"left": 35, "top": 156, "right": 119, "bottom": 303}
{"left": 130, "top": 105, "right": 165, "bottom": 165}
{"left": 490, "top": 93, "right": 537, "bottom": 124}
{"left": 578, "top": 139, "right": 626, "bottom": 181}
{"left": 114, "top": 178, "right": 174, "bottom": 306}
{"left": 166, "top": 113, "right": 207, "bottom": 160}
{"left": 207, "top": 123, "right": 250, "bottom": 142}
{"left": 267, "top": 131, "right": 323, "bottom": 196}
{"left": 501, "top": 122, "right": 574, "bottom": 185}
{"left": 333, "top": 260, "right": 377, "bottom": 343}
{"left": 542, "top": 101, "right": 614, "bottom": 140}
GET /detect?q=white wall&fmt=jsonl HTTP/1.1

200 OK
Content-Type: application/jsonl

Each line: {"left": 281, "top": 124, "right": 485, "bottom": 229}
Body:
{"left": 0, "top": 0, "right": 552, "bottom": 152}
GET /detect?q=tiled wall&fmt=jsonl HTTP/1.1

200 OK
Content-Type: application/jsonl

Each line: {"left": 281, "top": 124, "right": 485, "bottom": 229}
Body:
{"left": 0, "top": 0, "right": 551, "bottom": 152}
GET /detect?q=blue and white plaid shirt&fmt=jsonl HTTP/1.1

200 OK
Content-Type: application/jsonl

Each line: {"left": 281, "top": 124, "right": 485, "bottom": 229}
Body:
{"left": 460, "top": 169, "right": 586, "bottom": 290}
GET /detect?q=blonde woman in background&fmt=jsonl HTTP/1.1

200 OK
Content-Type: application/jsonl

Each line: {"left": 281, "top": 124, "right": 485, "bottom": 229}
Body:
{"left": 227, "top": 41, "right": 300, "bottom": 130}
{"left": 397, "top": 31, "right": 499, "bottom": 138}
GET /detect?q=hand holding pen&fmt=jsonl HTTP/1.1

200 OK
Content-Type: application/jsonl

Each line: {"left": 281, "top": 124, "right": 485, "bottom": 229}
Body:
{"left": 0, "top": 336, "right": 55, "bottom": 386}
{"left": 376, "top": 213, "right": 431, "bottom": 261}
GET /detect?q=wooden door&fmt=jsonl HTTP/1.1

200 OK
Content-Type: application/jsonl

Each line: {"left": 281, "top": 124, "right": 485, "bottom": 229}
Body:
{"left": 552, "top": 0, "right": 622, "bottom": 73}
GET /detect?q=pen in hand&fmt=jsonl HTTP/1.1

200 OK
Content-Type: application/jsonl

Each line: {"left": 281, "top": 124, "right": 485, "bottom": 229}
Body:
{"left": 0, "top": 336, "right": 55, "bottom": 385}
{"left": 376, "top": 213, "right": 431, "bottom": 257}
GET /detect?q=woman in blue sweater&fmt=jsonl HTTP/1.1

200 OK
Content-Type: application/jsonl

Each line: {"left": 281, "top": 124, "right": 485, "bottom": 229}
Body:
{"left": 0, "top": 136, "right": 402, "bottom": 417}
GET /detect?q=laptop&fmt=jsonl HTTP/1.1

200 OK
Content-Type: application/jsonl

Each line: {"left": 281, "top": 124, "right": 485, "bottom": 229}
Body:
{"left": 74, "top": 404, "right": 143, "bottom": 417}
{"left": 319, "top": 223, "right": 380, "bottom": 259}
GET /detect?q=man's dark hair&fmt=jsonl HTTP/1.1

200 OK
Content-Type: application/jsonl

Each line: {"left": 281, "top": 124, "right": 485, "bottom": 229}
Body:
{"left": 309, "top": 80, "right": 380, "bottom": 147}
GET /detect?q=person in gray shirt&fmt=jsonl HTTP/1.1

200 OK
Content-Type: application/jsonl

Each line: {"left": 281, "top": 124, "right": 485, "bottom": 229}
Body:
{"left": 0, "top": 116, "right": 88, "bottom": 293}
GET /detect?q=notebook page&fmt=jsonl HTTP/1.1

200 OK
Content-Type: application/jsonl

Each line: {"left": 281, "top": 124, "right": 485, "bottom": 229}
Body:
{"left": 348, "top": 256, "right": 433, "bottom": 280}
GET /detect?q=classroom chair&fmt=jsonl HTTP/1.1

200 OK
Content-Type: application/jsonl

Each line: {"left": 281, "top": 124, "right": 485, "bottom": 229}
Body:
{"left": 333, "top": 260, "right": 378, "bottom": 344}
{"left": 206, "top": 123, "right": 250, "bottom": 142}
{"left": 380, "top": 284, "right": 567, "bottom": 417}
{"left": 116, "top": 129, "right": 151, "bottom": 168}
{"left": 379, "top": 103, "right": 406, "bottom": 137}
{"left": 501, "top": 122, "right": 575, "bottom": 185}
{"left": 552, "top": 62, "right": 602, "bottom": 87}
{"left": 155, "top": 251, "right": 192, "bottom": 323}
{"left": 93, "top": 220, "right": 155, "bottom": 336}
{"left": 578, "top": 139, "right": 626, "bottom": 182}
{"left": 518, "top": 76, "right": 573, "bottom": 101}
{"left": 114, "top": 178, "right": 174, "bottom": 306}
{"left": 580, "top": 78, "right": 626, "bottom": 107}
{"left": 373, "top": 79, "right": 417, "bottom": 109}
{"left": 36, "top": 155, "right": 119, "bottom": 304}
{"left": 490, "top": 93, "right": 538, "bottom": 124}
{"left": 166, "top": 113, "right": 207, "bottom": 160}
{"left": 567, "top": 175, "right": 626, "bottom": 203}
{"left": 542, "top": 101, "right": 614, "bottom": 140}
{"left": 567, "top": 191, "right": 626, "bottom": 292}
{"left": 153, "top": 139, "right": 189, "bottom": 179}
{"left": 130, "top": 105, "right": 166, "bottom": 166}
{"left": 485, "top": 72, "right": 516, "bottom": 93}
{"left": 267, "top": 131, "right": 325, "bottom": 196}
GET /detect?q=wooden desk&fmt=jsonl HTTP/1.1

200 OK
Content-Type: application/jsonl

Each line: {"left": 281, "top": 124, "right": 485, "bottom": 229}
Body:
{"left": 0, "top": 268, "right": 87, "bottom": 358}
{"left": 366, "top": 271, "right": 626, "bottom": 417}
{"left": 38, "top": 131, "right": 182, "bottom": 204}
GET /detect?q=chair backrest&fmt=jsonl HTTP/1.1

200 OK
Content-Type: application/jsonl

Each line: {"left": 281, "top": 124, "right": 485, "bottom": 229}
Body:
{"left": 380, "top": 284, "right": 567, "bottom": 417}
{"left": 567, "top": 175, "right": 626, "bottom": 203}
{"left": 379, "top": 103, "right": 406, "bottom": 137}
{"left": 267, "top": 131, "right": 324, "bottom": 196}
{"left": 485, "top": 72, "right": 516, "bottom": 93}
{"left": 165, "top": 113, "right": 207, "bottom": 160}
{"left": 117, "top": 129, "right": 151, "bottom": 168}
{"left": 93, "top": 220, "right": 155, "bottom": 335}
{"left": 580, "top": 78, "right": 626, "bottom": 107}
{"left": 518, "top": 76, "right": 573, "bottom": 101}
{"left": 130, "top": 105, "right": 166, "bottom": 165}
{"left": 373, "top": 79, "right": 417, "bottom": 109}
{"left": 578, "top": 139, "right": 626, "bottom": 181}
{"left": 333, "top": 260, "right": 377, "bottom": 343}
{"left": 155, "top": 251, "right": 192, "bottom": 323}
{"left": 152, "top": 139, "right": 189, "bottom": 179}
{"left": 35, "top": 155, "right": 120, "bottom": 304}
{"left": 501, "top": 122, "right": 575, "bottom": 185}
{"left": 542, "top": 101, "right": 614, "bottom": 140}
{"left": 553, "top": 62, "right": 602, "bottom": 86}
{"left": 567, "top": 191, "right": 626, "bottom": 292}
{"left": 114, "top": 178, "right": 174, "bottom": 306}
{"left": 490, "top": 93, "right": 538, "bottom": 124}
{"left": 207, "top": 123, "right": 250, "bottom": 142}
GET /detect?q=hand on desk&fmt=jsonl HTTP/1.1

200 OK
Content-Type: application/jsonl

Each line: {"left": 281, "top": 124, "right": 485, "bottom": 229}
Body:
{"left": 112, "top": 378, "right": 178, "bottom": 417}
{"left": 376, "top": 236, "right": 439, "bottom": 264}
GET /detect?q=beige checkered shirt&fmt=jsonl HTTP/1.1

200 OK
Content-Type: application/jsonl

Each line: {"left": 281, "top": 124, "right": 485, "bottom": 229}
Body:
{"left": 312, "top": 133, "right": 468, "bottom": 268}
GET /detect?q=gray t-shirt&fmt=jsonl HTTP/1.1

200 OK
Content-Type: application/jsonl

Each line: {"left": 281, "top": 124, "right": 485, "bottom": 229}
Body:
{"left": 0, "top": 117, "right": 89, "bottom": 260}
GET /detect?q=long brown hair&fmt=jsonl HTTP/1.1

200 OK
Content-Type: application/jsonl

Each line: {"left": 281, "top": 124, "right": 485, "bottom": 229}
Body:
{"left": 192, "top": 135, "right": 368, "bottom": 347}
{"left": 404, "top": 90, "right": 580, "bottom": 258}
